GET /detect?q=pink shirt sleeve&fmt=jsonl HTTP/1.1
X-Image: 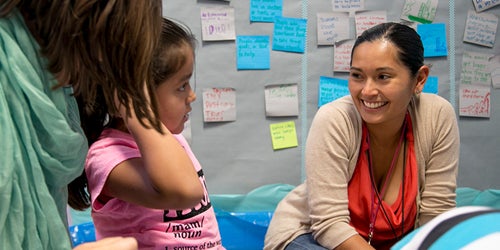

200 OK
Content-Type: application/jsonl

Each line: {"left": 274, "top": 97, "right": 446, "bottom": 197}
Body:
{"left": 85, "top": 129, "right": 140, "bottom": 209}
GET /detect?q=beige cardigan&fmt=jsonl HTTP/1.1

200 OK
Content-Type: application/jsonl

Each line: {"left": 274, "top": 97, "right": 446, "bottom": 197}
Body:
{"left": 264, "top": 94, "right": 459, "bottom": 250}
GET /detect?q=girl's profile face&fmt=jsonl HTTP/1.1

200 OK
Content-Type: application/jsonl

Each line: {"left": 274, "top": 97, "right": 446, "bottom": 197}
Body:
{"left": 348, "top": 40, "right": 422, "bottom": 127}
{"left": 155, "top": 46, "right": 196, "bottom": 134}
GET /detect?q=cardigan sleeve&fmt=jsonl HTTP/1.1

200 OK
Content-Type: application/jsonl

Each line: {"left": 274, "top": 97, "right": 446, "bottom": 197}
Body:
{"left": 306, "top": 97, "right": 362, "bottom": 249}
{"left": 412, "top": 94, "right": 460, "bottom": 226}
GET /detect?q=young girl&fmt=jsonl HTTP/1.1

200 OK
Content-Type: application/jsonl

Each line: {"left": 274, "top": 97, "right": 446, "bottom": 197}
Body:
{"left": 82, "top": 18, "right": 224, "bottom": 249}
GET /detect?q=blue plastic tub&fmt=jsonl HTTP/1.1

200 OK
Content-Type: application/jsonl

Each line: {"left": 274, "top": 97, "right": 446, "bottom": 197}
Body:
{"left": 215, "top": 210, "right": 273, "bottom": 250}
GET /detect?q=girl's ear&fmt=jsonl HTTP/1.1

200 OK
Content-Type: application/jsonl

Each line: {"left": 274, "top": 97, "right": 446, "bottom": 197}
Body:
{"left": 414, "top": 65, "right": 430, "bottom": 94}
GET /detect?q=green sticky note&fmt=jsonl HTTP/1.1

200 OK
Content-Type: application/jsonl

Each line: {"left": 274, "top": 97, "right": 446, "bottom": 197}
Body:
{"left": 270, "top": 121, "right": 298, "bottom": 150}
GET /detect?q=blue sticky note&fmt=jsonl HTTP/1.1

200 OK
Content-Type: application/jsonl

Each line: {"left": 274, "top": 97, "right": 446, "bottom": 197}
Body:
{"left": 417, "top": 23, "right": 448, "bottom": 58}
{"left": 250, "top": 0, "right": 283, "bottom": 23}
{"left": 272, "top": 16, "right": 307, "bottom": 53}
{"left": 423, "top": 76, "right": 438, "bottom": 94}
{"left": 236, "top": 35, "right": 270, "bottom": 70}
{"left": 318, "top": 76, "right": 349, "bottom": 107}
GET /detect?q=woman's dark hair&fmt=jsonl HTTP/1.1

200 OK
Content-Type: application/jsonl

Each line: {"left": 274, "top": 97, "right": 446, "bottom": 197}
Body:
{"left": 350, "top": 22, "right": 424, "bottom": 77}
{"left": 1, "top": 0, "right": 164, "bottom": 132}
{"left": 67, "top": 17, "right": 197, "bottom": 210}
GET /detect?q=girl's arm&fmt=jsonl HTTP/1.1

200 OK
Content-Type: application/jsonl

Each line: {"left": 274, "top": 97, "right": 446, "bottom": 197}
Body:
{"left": 74, "top": 237, "right": 138, "bottom": 250}
{"left": 101, "top": 107, "right": 204, "bottom": 210}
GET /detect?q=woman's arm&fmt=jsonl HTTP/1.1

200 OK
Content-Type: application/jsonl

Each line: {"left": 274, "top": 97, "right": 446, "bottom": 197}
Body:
{"left": 306, "top": 99, "right": 362, "bottom": 249}
{"left": 335, "top": 235, "right": 375, "bottom": 250}
{"left": 418, "top": 97, "right": 460, "bottom": 225}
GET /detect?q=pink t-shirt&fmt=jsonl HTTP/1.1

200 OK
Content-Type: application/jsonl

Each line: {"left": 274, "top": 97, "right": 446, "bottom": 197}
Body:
{"left": 85, "top": 129, "right": 224, "bottom": 250}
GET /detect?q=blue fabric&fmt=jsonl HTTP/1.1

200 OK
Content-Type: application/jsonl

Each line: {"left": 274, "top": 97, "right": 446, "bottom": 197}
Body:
{"left": 210, "top": 184, "right": 294, "bottom": 249}
{"left": 215, "top": 210, "right": 272, "bottom": 250}
{"left": 69, "top": 185, "right": 500, "bottom": 249}
{"left": 429, "top": 212, "right": 500, "bottom": 250}
{"left": 391, "top": 207, "right": 500, "bottom": 250}
{"left": 390, "top": 228, "right": 420, "bottom": 249}
{"left": 455, "top": 187, "right": 500, "bottom": 210}
{"left": 0, "top": 10, "right": 87, "bottom": 249}
{"left": 210, "top": 183, "right": 295, "bottom": 212}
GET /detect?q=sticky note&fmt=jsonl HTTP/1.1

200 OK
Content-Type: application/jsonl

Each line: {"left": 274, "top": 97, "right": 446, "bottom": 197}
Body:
{"left": 250, "top": 0, "right": 283, "bottom": 22}
{"left": 401, "top": 0, "right": 438, "bottom": 23}
{"left": 318, "top": 76, "right": 349, "bottom": 107}
{"left": 316, "top": 12, "right": 350, "bottom": 45}
{"left": 423, "top": 76, "right": 438, "bottom": 94}
{"left": 463, "top": 10, "right": 498, "bottom": 48}
{"left": 202, "top": 87, "right": 237, "bottom": 122}
{"left": 270, "top": 121, "right": 298, "bottom": 150}
{"left": 334, "top": 40, "right": 355, "bottom": 72}
{"left": 459, "top": 84, "right": 491, "bottom": 118}
{"left": 236, "top": 35, "right": 270, "bottom": 70}
{"left": 461, "top": 51, "right": 492, "bottom": 86}
{"left": 200, "top": 7, "right": 236, "bottom": 41}
{"left": 264, "top": 83, "right": 299, "bottom": 117}
{"left": 417, "top": 23, "right": 448, "bottom": 57}
{"left": 272, "top": 16, "right": 307, "bottom": 53}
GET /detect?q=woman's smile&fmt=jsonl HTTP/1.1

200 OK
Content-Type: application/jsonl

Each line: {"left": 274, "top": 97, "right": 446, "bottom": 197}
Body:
{"left": 362, "top": 100, "right": 388, "bottom": 109}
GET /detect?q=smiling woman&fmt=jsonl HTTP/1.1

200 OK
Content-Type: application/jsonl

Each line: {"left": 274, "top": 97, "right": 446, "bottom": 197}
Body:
{"left": 264, "top": 22, "right": 460, "bottom": 250}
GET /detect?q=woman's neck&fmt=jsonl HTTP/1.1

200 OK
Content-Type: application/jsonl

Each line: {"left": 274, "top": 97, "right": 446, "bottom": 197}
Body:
{"left": 366, "top": 115, "right": 406, "bottom": 147}
{"left": 366, "top": 114, "right": 408, "bottom": 194}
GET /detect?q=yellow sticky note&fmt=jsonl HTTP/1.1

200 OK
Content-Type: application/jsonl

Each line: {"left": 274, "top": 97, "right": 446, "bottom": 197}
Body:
{"left": 270, "top": 121, "right": 298, "bottom": 150}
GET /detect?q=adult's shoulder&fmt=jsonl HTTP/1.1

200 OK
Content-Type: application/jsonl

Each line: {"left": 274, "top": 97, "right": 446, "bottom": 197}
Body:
{"left": 411, "top": 93, "right": 456, "bottom": 119}
{"left": 414, "top": 93, "right": 454, "bottom": 110}
{"left": 314, "top": 95, "right": 360, "bottom": 124}
{"left": 308, "top": 95, "right": 362, "bottom": 155}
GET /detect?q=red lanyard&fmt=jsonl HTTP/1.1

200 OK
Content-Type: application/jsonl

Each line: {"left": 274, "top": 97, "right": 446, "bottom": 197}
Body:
{"left": 366, "top": 118, "right": 407, "bottom": 245}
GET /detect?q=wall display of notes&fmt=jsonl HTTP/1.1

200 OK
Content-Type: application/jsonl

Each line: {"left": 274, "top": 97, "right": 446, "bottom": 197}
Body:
{"left": 163, "top": 0, "right": 500, "bottom": 194}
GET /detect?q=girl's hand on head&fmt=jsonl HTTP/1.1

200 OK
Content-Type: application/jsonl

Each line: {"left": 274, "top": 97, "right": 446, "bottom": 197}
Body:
{"left": 113, "top": 83, "right": 154, "bottom": 124}
{"left": 103, "top": 85, "right": 203, "bottom": 210}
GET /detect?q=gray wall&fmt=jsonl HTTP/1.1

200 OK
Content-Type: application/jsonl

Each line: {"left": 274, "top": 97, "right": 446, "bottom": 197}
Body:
{"left": 162, "top": 0, "right": 500, "bottom": 194}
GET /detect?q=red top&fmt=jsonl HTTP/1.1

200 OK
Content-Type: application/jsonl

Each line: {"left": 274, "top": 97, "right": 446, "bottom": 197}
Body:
{"left": 348, "top": 114, "right": 418, "bottom": 250}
